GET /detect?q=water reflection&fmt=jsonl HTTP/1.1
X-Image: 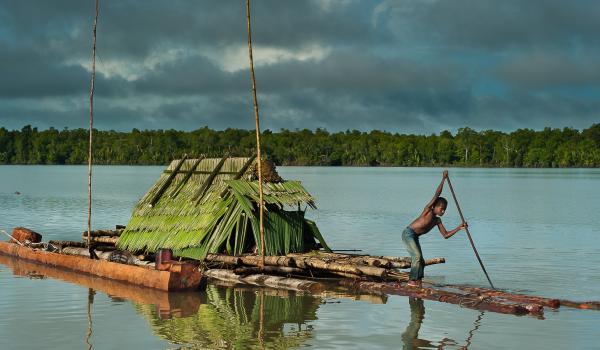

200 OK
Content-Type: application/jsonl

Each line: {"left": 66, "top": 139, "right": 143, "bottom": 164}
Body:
{"left": 85, "top": 288, "right": 94, "bottom": 350}
{"left": 401, "top": 297, "right": 485, "bottom": 350}
{"left": 137, "top": 285, "right": 319, "bottom": 349}
{"left": 401, "top": 297, "right": 435, "bottom": 350}
{"left": 1, "top": 253, "right": 486, "bottom": 349}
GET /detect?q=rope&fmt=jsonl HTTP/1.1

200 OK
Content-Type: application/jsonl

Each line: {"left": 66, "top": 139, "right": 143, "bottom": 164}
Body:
{"left": 87, "top": 0, "right": 99, "bottom": 249}
{"left": 245, "top": 0, "right": 265, "bottom": 267}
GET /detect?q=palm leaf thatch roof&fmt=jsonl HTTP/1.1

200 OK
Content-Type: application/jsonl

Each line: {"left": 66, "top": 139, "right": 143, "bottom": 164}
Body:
{"left": 117, "top": 156, "right": 330, "bottom": 259}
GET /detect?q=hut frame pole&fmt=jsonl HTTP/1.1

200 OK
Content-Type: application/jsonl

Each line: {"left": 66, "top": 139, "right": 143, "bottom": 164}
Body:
{"left": 245, "top": 0, "right": 265, "bottom": 267}
{"left": 87, "top": 0, "right": 99, "bottom": 249}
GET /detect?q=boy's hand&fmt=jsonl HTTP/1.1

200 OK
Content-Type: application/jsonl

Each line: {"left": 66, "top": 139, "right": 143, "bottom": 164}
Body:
{"left": 443, "top": 170, "right": 449, "bottom": 178}
{"left": 461, "top": 222, "right": 468, "bottom": 230}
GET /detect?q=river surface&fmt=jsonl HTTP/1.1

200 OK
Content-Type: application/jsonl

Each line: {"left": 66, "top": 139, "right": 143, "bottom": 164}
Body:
{"left": 0, "top": 166, "right": 599, "bottom": 349}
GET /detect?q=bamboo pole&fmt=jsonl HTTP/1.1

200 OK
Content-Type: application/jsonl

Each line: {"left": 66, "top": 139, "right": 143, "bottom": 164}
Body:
{"left": 86, "top": 0, "right": 99, "bottom": 249}
{"left": 245, "top": 0, "right": 265, "bottom": 267}
{"left": 445, "top": 174, "right": 495, "bottom": 289}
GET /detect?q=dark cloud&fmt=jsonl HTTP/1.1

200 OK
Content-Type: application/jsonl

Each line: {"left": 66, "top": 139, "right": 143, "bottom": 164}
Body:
{"left": 383, "top": 0, "right": 600, "bottom": 51}
{"left": 496, "top": 51, "right": 600, "bottom": 89}
{"left": 1, "top": 0, "right": 599, "bottom": 134}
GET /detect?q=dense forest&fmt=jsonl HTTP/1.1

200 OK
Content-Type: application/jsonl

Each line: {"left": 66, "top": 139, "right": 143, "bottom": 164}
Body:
{"left": 1, "top": 124, "right": 599, "bottom": 167}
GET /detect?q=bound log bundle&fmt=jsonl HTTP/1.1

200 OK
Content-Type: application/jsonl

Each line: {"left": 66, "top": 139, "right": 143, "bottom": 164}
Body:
{"left": 559, "top": 301, "right": 600, "bottom": 310}
{"left": 204, "top": 251, "right": 444, "bottom": 281}
{"left": 446, "top": 284, "right": 561, "bottom": 309}
{"left": 49, "top": 240, "right": 88, "bottom": 248}
{"left": 205, "top": 269, "right": 323, "bottom": 292}
{"left": 81, "top": 229, "right": 124, "bottom": 238}
{"left": 83, "top": 236, "right": 119, "bottom": 245}
{"left": 340, "top": 279, "right": 544, "bottom": 316}
{"left": 81, "top": 229, "right": 122, "bottom": 246}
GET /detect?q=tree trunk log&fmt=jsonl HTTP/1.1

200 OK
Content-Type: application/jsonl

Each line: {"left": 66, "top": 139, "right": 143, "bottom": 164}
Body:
{"left": 233, "top": 266, "right": 306, "bottom": 276}
{"left": 83, "top": 236, "right": 118, "bottom": 245}
{"left": 390, "top": 258, "right": 446, "bottom": 269}
{"left": 81, "top": 229, "right": 123, "bottom": 238}
{"left": 205, "top": 254, "right": 242, "bottom": 266}
{"left": 49, "top": 240, "right": 88, "bottom": 248}
{"left": 205, "top": 269, "right": 323, "bottom": 292}
{"left": 294, "top": 257, "right": 363, "bottom": 276}
{"left": 240, "top": 255, "right": 296, "bottom": 267}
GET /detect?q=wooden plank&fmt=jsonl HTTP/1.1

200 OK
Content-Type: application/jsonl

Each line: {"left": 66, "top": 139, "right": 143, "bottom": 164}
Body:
{"left": 149, "top": 155, "right": 188, "bottom": 207}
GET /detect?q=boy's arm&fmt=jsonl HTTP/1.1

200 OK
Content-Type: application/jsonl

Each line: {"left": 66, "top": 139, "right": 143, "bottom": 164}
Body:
{"left": 437, "top": 219, "right": 467, "bottom": 239}
{"left": 425, "top": 170, "right": 448, "bottom": 209}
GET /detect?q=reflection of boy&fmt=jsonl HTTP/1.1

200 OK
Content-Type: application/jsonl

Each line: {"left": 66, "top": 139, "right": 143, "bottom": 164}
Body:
{"left": 402, "top": 170, "right": 467, "bottom": 287}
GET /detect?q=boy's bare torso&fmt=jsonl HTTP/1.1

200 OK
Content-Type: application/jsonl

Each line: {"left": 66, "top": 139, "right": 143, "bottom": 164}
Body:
{"left": 409, "top": 208, "right": 439, "bottom": 235}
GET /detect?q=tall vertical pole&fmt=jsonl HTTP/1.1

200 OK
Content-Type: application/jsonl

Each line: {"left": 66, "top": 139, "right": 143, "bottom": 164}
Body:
{"left": 246, "top": 0, "right": 265, "bottom": 267}
{"left": 87, "top": 0, "right": 99, "bottom": 248}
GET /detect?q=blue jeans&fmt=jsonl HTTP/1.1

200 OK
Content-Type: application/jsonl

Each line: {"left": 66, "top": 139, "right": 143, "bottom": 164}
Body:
{"left": 402, "top": 227, "right": 424, "bottom": 281}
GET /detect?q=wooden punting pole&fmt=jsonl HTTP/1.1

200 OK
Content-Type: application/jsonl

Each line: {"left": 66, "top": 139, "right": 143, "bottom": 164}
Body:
{"left": 446, "top": 174, "right": 495, "bottom": 289}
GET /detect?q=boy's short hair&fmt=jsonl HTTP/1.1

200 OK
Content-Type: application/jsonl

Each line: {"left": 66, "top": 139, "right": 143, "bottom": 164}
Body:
{"left": 434, "top": 197, "right": 448, "bottom": 207}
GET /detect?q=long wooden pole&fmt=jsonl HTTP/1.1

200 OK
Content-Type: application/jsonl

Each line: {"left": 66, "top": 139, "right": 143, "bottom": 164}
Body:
{"left": 245, "top": 0, "right": 265, "bottom": 267}
{"left": 445, "top": 175, "right": 495, "bottom": 289}
{"left": 87, "top": 0, "right": 99, "bottom": 249}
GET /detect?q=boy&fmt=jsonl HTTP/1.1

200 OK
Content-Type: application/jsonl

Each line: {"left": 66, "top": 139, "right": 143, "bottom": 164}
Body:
{"left": 403, "top": 170, "right": 467, "bottom": 287}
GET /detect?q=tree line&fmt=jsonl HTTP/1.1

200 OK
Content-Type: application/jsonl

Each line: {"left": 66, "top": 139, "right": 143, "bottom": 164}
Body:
{"left": 1, "top": 124, "right": 599, "bottom": 167}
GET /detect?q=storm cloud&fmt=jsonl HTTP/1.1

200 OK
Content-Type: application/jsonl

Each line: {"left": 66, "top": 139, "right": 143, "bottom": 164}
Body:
{"left": 0, "top": 0, "right": 598, "bottom": 133}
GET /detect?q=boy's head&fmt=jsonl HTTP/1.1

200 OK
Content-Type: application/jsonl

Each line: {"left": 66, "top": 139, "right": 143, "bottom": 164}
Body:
{"left": 433, "top": 197, "right": 448, "bottom": 216}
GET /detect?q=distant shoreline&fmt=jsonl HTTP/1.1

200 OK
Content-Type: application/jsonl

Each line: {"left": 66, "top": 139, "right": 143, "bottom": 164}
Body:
{"left": 1, "top": 124, "right": 599, "bottom": 168}
{"left": 1, "top": 164, "right": 598, "bottom": 170}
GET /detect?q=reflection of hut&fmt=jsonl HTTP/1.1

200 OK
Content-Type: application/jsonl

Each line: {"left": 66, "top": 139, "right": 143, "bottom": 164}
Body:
{"left": 136, "top": 285, "right": 319, "bottom": 349}
{"left": 117, "top": 156, "right": 330, "bottom": 259}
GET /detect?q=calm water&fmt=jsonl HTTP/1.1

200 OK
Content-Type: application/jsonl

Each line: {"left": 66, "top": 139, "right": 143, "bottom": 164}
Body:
{"left": 0, "top": 166, "right": 599, "bottom": 349}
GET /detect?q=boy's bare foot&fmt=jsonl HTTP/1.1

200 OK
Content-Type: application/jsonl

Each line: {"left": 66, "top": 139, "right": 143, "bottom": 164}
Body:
{"left": 407, "top": 280, "right": 422, "bottom": 287}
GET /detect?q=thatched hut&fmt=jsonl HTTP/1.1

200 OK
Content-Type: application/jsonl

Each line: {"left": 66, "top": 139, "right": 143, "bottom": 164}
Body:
{"left": 117, "top": 156, "right": 330, "bottom": 260}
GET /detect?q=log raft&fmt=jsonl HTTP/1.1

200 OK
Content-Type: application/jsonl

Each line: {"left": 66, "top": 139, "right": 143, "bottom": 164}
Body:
{"left": 340, "top": 279, "right": 542, "bottom": 316}
{"left": 3, "top": 226, "right": 599, "bottom": 315}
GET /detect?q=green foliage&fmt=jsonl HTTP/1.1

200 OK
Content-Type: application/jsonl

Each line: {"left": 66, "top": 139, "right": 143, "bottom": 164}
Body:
{"left": 1, "top": 124, "right": 600, "bottom": 167}
{"left": 135, "top": 285, "right": 318, "bottom": 349}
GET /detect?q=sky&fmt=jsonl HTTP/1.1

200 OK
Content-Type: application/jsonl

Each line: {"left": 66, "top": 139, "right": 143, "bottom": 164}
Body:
{"left": 1, "top": 0, "right": 599, "bottom": 134}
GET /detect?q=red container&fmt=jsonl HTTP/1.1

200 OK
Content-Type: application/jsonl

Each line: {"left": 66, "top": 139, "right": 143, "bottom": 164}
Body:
{"left": 156, "top": 249, "right": 173, "bottom": 270}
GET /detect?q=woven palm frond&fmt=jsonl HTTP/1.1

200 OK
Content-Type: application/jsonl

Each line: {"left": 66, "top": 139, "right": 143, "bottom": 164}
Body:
{"left": 117, "top": 156, "right": 329, "bottom": 258}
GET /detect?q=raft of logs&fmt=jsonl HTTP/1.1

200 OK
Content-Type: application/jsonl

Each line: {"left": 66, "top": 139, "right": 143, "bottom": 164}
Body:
{"left": 80, "top": 228, "right": 123, "bottom": 246}
{"left": 204, "top": 252, "right": 445, "bottom": 281}
{"left": 202, "top": 251, "right": 600, "bottom": 316}
{"left": 3, "top": 226, "right": 600, "bottom": 316}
